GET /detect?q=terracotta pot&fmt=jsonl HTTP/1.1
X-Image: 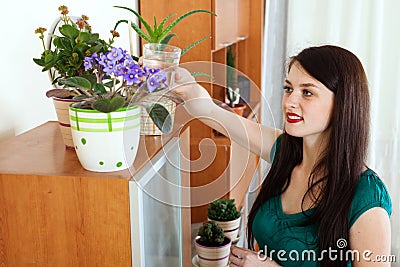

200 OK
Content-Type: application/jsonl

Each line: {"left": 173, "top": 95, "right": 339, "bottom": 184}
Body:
{"left": 194, "top": 236, "right": 231, "bottom": 267}
{"left": 220, "top": 103, "right": 247, "bottom": 117}
{"left": 231, "top": 103, "right": 246, "bottom": 116}
{"left": 52, "top": 97, "right": 78, "bottom": 148}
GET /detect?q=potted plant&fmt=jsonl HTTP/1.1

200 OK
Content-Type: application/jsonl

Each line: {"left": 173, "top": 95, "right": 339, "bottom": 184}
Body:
{"left": 207, "top": 198, "right": 242, "bottom": 242}
{"left": 226, "top": 45, "right": 246, "bottom": 116}
{"left": 113, "top": 6, "right": 216, "bottom": 135}
{"left": 65, "top": 46, "right": 181, "bottom": 172}
{"left": 34, "top": 6, "right": 182, "bottom": 172}
{"left": 194, "top": 221, "right": 231, "bottom": 267}
{"left": 33, "top": 6, "right": 117, "bottom": 148}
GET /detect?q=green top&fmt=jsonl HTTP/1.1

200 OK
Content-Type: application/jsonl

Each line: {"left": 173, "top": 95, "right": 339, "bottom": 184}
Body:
{"left": 252, "top": 135, "right": 392, "bottom": 266}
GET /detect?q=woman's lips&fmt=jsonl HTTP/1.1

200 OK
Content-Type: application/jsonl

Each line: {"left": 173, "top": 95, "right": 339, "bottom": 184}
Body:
{"left": 286, "top": 112, "right": 303, "bottom": 123}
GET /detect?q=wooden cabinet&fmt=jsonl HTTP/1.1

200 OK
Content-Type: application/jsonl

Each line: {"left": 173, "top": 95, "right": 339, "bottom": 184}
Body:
{"left": 0, "top": 113, "right": 192, "bottom": 266}
{"left": 139, "top": 0, "right": 263, "bottom": 223}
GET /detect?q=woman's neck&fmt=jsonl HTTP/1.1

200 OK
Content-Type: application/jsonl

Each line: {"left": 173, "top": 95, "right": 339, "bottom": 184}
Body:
{"left": 301, "top": 132, "right": 330, "bottom": 173}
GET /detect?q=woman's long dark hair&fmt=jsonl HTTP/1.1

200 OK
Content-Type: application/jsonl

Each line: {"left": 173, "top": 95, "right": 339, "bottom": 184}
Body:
{"left": 247, "top": 45, "right": 370, "bottom": 266}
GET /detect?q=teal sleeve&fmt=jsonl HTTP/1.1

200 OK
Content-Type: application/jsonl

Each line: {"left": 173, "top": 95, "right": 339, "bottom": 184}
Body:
{"left": 349, "top": 170, "right": 392, "bottom": 227}
{"left": 269, "top": 134, "right": 283, "bottom": 163}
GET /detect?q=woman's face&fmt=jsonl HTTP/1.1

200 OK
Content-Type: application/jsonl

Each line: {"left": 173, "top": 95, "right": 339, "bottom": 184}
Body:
{"left": 282, "top": 62, "right": 335, "bottom": 140}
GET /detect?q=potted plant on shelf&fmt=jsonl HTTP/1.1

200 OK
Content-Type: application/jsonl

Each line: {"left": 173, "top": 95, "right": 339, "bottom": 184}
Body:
{"left": 207, "top": 198, "right": 242, "bottom": 243}
{"left": 33, "top": 5, "right": 117, "bottom": 148}
{"left": 113, "top": 6, "right": 216, "bottom": 135}
{"left": 194, "top": 221, "right": 231, "bottom": 267}
{"left": 34, "top": 5, "right": 182, "bottom": 172}
{"left": 226, "top": 45, "right": 246, "bottom": 116}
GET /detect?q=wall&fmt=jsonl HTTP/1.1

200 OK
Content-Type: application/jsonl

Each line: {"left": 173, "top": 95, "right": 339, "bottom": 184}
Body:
{"left": 0, "top": 0, "right": 138, "bottom": 141}
{"left": 287, "top": 0, "right": 400, "bottom": 261}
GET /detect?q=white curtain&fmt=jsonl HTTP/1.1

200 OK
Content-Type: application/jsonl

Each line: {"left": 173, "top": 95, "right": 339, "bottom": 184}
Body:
{"left": 286, "top": 0, "right": 400, "bottom": 262}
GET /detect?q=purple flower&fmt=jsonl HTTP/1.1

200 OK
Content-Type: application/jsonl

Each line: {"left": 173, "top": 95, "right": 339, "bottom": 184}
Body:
{"left": 153, "top": 71, "right": 167, "bottom": 83}
{"left": 146, "top": 71, "right": 167, "bottom": 92}
{"left": 98, "top": 53, "right": 110, "bottom": 68}
{"left": 123, "top": 69, "right": 140, "bottom": 85}
{"left": 83, "top": 57, "right": 93, "bottom": 71}
{"left": 147, "top": 75, "right": 160, "bottom": 92}
{"left": 107, "top": 47, "right": 124, "bottom": 62}
{"left": 103, "top": 61, "right": 116, "bottom": 76}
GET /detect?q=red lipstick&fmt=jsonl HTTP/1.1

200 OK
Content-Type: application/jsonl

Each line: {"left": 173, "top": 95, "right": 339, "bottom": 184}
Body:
{"left": 286, "top": 112, "right": 303, "bottom": 123}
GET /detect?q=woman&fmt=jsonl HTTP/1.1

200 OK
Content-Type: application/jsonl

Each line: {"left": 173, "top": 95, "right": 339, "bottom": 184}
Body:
{"left": 173, "top": 45, "right": 392, "bottom": 266}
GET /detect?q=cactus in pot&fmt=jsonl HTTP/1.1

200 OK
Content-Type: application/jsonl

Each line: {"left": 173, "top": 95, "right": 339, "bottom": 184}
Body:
{"left": 207, "top": 198, "right": 242, "bottom": 242}
{"left": 195, "top": 221, "right": 231, "bottom": 267}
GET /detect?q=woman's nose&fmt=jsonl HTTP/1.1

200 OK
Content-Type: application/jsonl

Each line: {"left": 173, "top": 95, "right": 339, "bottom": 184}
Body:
{"left": 284, "top": 92, "right": 300, "bottom": 108}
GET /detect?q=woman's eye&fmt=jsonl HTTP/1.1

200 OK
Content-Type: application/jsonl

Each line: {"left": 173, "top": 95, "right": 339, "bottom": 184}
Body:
{"left": 283, "top": 86, "right": 292, "bottom": 93}
{"left": 303, "top": 90, "right": 313, "bottom": 96}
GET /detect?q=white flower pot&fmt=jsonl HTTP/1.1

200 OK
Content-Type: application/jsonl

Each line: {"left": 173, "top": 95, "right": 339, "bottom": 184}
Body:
{"left": 69, "top": 105, "right": 140, "bottom": 172}
{"left": 194, "top": 236, "right": 231, "bottom": 267}
{"left": 208, "top": 217, "right": 241, "bottom": 241}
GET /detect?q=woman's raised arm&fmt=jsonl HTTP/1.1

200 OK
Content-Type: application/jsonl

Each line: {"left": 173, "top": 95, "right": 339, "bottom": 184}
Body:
{"left": 172, "top": 67, "right": 282, "bottom": 162}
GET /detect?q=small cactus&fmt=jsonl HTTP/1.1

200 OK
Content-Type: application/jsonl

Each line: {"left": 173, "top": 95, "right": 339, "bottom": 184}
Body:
{"left": 197, "top": 221, "right": 226, "bottom": 246}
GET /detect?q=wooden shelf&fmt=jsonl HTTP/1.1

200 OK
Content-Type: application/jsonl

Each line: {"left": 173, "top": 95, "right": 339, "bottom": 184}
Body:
{"left": 139, "top": 0, "right": 264, "bottom": 223}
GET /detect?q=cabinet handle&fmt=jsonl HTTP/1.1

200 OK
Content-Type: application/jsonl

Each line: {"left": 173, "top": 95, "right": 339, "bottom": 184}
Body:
{"left": 237, "top": 36, "right": 248, "bottom": 41}
{"left": 222, "top": 41, "right": 234, "bottom": 47}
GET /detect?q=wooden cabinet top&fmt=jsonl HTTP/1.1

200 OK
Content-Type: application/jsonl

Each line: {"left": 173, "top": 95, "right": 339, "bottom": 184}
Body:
{"left": 0, "top": 106, "right": 190, "bottom": 179}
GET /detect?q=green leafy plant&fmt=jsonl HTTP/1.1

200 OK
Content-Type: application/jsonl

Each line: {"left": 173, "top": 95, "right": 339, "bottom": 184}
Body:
{"left": 33, "top": 5, "right": 181, "bottom": 134}
{"left": 113, "top": 6, "right": 216, "bottom": 55}
{"left": 197, "top": 221, "right": 227, "bottom": 247}
{"left": 226, "top": 45, "right": 240, "bottom": 108}
{"left": 207, "top": 198, "right": 241, "bottom": 221}
{"left": 33, "top": 5, "right": 115, "bottom": 89}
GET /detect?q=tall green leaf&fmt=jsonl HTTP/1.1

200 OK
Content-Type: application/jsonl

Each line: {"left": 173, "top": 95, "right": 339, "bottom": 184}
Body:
{"left": 161, "top": 10, "right": 216, "bottom": 40}
{"left": 160, "top": 33, "right": 176, "bottom": 44}
{"left": 113, "top": 6, "right": 154, "bottom": 37}
{"left": 181, "top": 35, "right": 210, "bottom": 55}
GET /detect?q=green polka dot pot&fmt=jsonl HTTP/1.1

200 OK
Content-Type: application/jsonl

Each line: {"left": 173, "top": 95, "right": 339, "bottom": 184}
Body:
{"left": 69, "top": 105, "right": 140, "bottom": 172}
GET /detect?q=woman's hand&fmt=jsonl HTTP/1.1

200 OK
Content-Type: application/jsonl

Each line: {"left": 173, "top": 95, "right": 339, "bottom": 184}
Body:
{"left": 171, "top": 67, "right": 215, "bottom": 117}
{"left": 230, "top": 246, "right": 281, "bottom": 267}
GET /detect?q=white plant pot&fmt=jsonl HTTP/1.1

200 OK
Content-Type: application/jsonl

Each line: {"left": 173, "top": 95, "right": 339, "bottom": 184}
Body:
{"left": 208, "top": 217, "right": 241, "bottom": 241}
{"left": 69, "top": 106, "right": 140, "bottom": 172}
{"left": 194, "top": 236, "right": 231, "bottom": 267}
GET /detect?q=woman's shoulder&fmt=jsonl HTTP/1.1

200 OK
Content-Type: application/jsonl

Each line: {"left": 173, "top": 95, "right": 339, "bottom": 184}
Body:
{"left": 349, "top": 169, "right": 392, "bottom": 227}
{"left": 270, "top": 134, "right": 283, "bottom": 162}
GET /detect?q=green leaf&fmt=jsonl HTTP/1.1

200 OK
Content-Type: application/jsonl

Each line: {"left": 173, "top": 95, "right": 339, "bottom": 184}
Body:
{"left": 56, "top": 37, "right": 73, "bottom": 51}
{"left": 190, "top": 72, "right": 213, "bottom": 78}
{"left": 78, "top": 32, "right": 91, "bottom": 42}
{"left": 146, "top": 103, "right": 172, "bottom": 133}
{"left": 109, "top": 96, "right": 125, "bottom": 112}
{"left": 181, "top": 35, "right": 210, "bottom": 55}
{"left": 113, "top": 6, "right": 154, "bottom": 37}
{"left": 44, "top": 53, "right": 55, "bottom": 64}
{"left": 129, "top": 21, "right": 152, "bottom": 43}
{"left": 92, "top": 96, "right": 125, "bottom": 113}
{"left": 92, "top": 98, "right": 111, "bottom": 113}
{"left": 88, "top": 33, "right": 100, "bottom": 43}
{"left": 160, "top": 33, "right": 176, "bottom": 44}
{"left": 93, "top": 83, "right": 107, "bottom": 94}
{"left": 60, "top": 77, "right": 92, "bottom": 90}
{"left": 157, "top": 14, "right": 176, "bottom": 36}
{"left": 59, "top": 24, "right": 79, "bottom": 40}
{"left": 33, "top": 58, "right": 45, "bottom": 66}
